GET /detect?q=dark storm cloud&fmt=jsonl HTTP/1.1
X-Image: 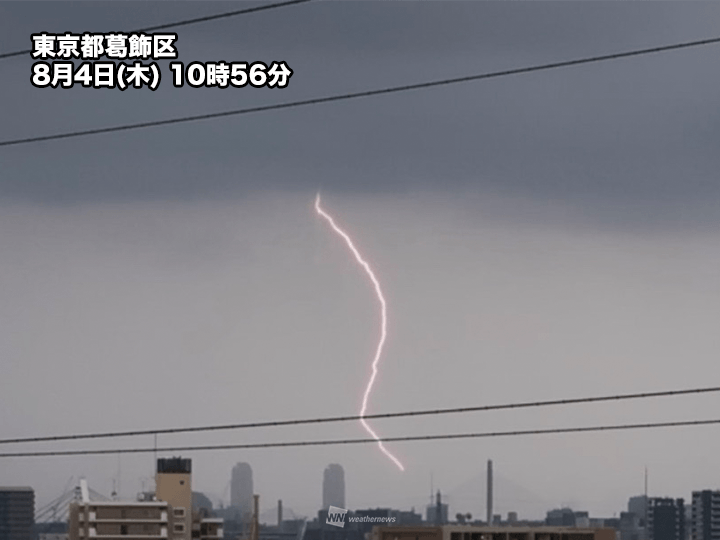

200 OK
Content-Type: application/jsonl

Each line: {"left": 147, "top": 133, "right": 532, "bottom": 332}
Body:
{"left": 1, "top": 1, "right": 720, "bottom": 228}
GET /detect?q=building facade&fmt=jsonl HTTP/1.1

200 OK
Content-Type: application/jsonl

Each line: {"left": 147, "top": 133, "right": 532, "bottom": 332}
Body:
{"left": 372, "top": 525, "right": 616, "bottom": 540}
{"left": 322, "top": 465, "right": 345, "bottom": 510}
{"left": 545, "top": 510, "right": 579, "bottom": 528}
{"left": 0, "top": 488, "right": 34, "bottom": 540}
{"left": 156, "top": 458, "right": 192, "bottom": 540}
{"left": 691, "top": 490, "right": 720, "bottom": 540}
{"left": 647, "top": 498, "right": 684, "bottom": 540}
{"left": 68, "top": 458, "right": 222, "bottom": 540}
{"left": 68, "top": 499, "right": 171, "bottom": 540}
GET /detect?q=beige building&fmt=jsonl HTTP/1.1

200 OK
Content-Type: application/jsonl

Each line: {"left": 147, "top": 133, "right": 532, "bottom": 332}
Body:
{"left": 372, "top": 525, "right": 617, "bottom": 540}
{"left": 68, "top": 497, "right": 170, "bottom": 540}
{"left": 156, "top": 458, "right": 192, "bottom": 540}
{"left": 69, "top": 458, "right": 222, "bottom": 540}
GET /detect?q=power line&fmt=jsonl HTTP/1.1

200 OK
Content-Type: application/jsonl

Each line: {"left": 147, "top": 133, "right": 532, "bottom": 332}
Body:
{"left": 2, "top": 418, "right": 719, "bottom": 458}
{"left": 0, "top": 0, "right": 316, "bottom": 61}
{"left": 1, "top": 384, "right": 718, "bottom": 445}
{"left": 2, "top": 35, "right": 719, "bottom": 149}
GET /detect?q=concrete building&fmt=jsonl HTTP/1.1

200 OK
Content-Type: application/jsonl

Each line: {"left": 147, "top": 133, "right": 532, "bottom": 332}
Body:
{"left": 0, "top": 487, "right": 34, "bottom": 540}
{"left": 371, "top": 524, "right": 616, "bottom": 540}
{"left": 68, "top": 458, "right": 222, "bottom": 540}
{"left": 426, "top": 493, "right": 448, "bottom": 525}
{"left": 623, "top": 496, "right": 648, "bottom": 540}
{"left": 691, "top": 490, "right": 720, "bottom": 540}
{"left": 322, "top": 465, "right": 345, "bottom": 511}
{"left": 156, "top": 458, "right": 193, "bottom": 540}
{"left": 545, "top": 510, "right": 577, "bottom": 528}
{"left": 230, "top": 464, "right": 254, "bottom": 522}
{"left": 68, "top": 492, "right": 170, "bottom": 540}
{"left": 628, "top": 497, "right": 647, "bottom": 525}
{"left": 619, "top": 512, "right": 642, "bottom": 540}
{"left": 647, "top": 498, "right": 684, "bottom": 540}
{"left": 154, "top": 457, "right": 192, "bottom": 540}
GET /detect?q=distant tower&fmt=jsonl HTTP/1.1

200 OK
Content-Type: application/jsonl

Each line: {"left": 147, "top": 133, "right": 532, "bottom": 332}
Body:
{"left": 486, "top": 460, "right": 493, "bottom": 525}
{"left": 322, "top": 464, "right": 345, "bottom": 509}
{"left": 231, "top": 463, "right": 254, "bottom": 522}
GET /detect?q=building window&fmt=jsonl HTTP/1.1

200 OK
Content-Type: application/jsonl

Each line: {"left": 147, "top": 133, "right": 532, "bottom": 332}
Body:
{"left": 174, "top": 508, "right": 186, "bottom": 518}
{"left": 174, "top": 524, "right": 186, "bottom": 533}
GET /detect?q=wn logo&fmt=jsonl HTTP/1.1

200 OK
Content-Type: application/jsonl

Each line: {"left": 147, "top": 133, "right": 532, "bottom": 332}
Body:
{"left": 326, "top": 506, "right": 348, "bottom": 528}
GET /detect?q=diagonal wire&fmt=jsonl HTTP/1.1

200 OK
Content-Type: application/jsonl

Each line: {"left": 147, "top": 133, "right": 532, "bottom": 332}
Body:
{"left": 0, "top": 0, "right": 316, "bottom": 60}
{"left": 2, "top": 418, "right": 719, "bottom": 458}
{"left": 0, "top": 384, "right": 718, "bottom": 445}
{"left": 2, "top": 36, "right": 720, "bottom": 148}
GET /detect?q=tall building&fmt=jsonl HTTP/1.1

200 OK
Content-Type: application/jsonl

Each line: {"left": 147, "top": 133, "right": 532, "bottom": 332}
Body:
{"left": 230, "top": 463, "right": 254, "bottom": 522}
{"left": 647, "top": 498, "right": 685, "bottom": 540}
{"left": 156, "top": 458, "right": 192, "bottom": 540}
{"left": 0, "top": 487, "right": 34, "bottom": 540}
{"left": 322, "top": 464, "right": 345, "bottom": 510}
{"left": 691, "top": 490, "right": 720, "bottom": 540}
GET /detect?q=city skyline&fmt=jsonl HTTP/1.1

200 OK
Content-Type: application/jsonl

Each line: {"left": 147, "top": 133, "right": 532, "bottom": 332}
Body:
{"left": 2, "top": 0, "right": 720, "bottom": 525}
{"left": 10, "top": 455, "right": 720, "bottom": 540}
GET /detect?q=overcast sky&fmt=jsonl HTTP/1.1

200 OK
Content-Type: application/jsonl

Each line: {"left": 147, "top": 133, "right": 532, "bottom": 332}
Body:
{"left": 2, "top": 0, "right": 720, "bottom": 522}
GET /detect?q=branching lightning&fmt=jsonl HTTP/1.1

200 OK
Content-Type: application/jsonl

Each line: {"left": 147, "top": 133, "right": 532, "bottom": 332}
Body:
{"left": 315, "top": 194, "right": 405, "bottom": 472}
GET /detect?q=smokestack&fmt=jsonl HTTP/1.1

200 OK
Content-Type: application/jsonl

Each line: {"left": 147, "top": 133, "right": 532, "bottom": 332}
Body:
{"left": 252, "top": 495, "right": 259, "bottom": 540}
{"left": 486, "top": 460, "right": 493, "bottom": 525}
{"left": 278, "top": 499, "right": 283, "bottom": 527}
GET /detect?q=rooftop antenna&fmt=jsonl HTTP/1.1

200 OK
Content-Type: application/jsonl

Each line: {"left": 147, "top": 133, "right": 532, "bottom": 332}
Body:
{"left": 430, "top": 473, "right": 434, "bottom": 506}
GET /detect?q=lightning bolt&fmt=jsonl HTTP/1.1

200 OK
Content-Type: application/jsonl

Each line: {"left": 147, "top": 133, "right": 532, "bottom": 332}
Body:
{"left": 315, "top": 194, "right": 405, "bottom": 472}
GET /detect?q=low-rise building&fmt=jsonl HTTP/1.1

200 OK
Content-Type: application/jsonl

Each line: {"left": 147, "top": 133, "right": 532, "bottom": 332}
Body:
{"left": 69, "top": 499, "right": 170, "bottom": 540}
{"left": 68, "top": 458, "right": 222, "bottom": 540}
{"left": 372, "top": 524, "right": 616, "bottom": 540}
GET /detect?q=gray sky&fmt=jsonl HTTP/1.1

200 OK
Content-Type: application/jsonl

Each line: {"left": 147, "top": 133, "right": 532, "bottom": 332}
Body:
{"left": 2, "top": 0, "right": 720, "bottom": 521}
